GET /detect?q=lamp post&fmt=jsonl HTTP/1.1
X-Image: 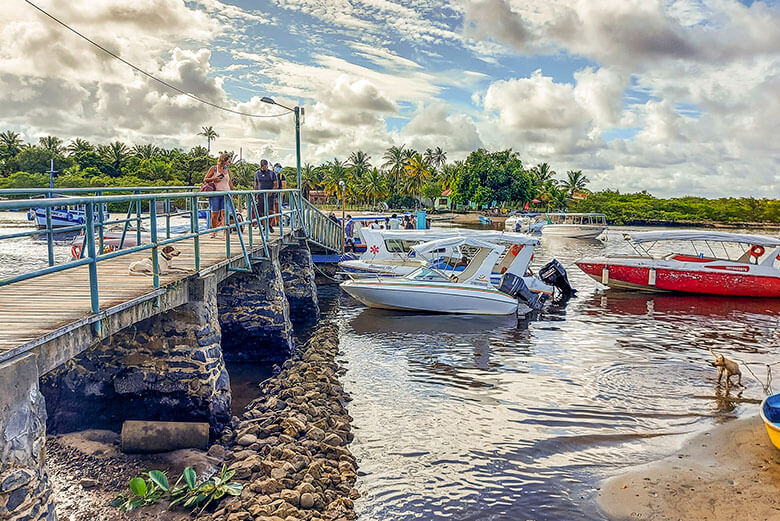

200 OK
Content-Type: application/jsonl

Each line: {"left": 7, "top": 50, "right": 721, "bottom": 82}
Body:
{"left": 261, "top": 97, "right": 303, "bottom": 193}
{"left": 338, "top": 179, "right": 346, "bottom": 252}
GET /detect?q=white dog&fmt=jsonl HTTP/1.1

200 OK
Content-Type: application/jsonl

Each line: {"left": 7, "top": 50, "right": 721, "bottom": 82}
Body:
{"left": 128, "top": 245, "right": 182, "bottom": 276}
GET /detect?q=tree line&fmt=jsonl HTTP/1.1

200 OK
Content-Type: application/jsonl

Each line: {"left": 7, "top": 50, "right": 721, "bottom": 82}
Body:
{"left": 1, "top": 128, "right": 777, "bottom": 224}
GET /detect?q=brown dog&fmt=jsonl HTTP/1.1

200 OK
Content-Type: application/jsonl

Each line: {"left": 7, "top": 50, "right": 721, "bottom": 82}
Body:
{"left": 709, "top": 347, "right": 742, "bottom": 391}
{"left": 128, "top": 245, "right": 182, "bottom": 275}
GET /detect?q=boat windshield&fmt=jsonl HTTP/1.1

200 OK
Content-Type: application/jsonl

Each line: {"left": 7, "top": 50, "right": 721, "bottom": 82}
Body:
{"left": 407, "top": 266, "right": 451, "bottom": 282}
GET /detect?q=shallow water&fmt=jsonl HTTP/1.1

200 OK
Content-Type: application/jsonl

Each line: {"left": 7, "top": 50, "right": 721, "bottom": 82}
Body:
{"left": 325, "top": 229, "right": 780, "bottom": 521}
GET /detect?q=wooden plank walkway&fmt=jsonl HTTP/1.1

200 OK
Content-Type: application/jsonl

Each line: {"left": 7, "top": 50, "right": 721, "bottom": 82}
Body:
{"left": 0, "top": 233, "right": 270, "bottom": 356}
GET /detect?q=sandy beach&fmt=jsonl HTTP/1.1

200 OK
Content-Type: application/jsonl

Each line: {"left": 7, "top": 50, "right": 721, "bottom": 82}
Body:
{"left": 599, "top": 414, "right": 780, "bottom": 520}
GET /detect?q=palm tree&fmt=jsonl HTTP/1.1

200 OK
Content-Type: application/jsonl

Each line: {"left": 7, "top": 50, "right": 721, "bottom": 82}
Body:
{"left": 322, "top": 158, "right": 350, "bottom": 198}
{"left": 359, "top": 168, "right": 388, "bottom": 207}
{"left": 198, "top": 126, "right": 218, "bottom": 154}
{"left": 189, "top": 145, "right": 209, "bottom": 158}
{"left": 98, "top": 141, "right": 129, "bottom": 175}
{"left": 38, "top": 136, "right": 63, "bottom": 155}
{"left": 132, "top": 144, "right": 160, "bottom": 160}
{"left": 531, "top": 162, "right": 556, "bottom": 183}
{"left": 347, "top": 151, "right": 372, "bottom": 178}
{"left": 439, "top": 163, "right": 458, "bottom": 191}
{"left": 381, "top": 145, "right": 406, "bottom": 185}
{"left": 0, "top": 131, "right": 23, "bottom": 157}
{"left": 300, "top": 163, "right": 320, "bottom": 197}
{"left": 560, "top": 170, "right": 590, "bottom": 196}
{"left": 66, "top": 138, "right": 94, "bottom": 156}
{"left": 403, "top": 152, "right": 431, "bottom": 201}
{"left": 431, "top": 146, "right": 446, "bottom": 171}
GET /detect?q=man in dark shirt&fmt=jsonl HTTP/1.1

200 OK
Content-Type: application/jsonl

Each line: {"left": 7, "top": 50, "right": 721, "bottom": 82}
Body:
{"left": 254, "top": 159, "right": 277, "bottom": 232}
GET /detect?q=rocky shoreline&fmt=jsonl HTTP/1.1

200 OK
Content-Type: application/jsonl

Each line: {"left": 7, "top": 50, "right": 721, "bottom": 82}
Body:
{"left": 209, "top": 321, "right": 358, "bottom": 521}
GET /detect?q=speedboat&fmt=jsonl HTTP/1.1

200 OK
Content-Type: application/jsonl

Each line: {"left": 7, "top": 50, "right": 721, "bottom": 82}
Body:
{"left": 341, "top": 238, "right": 529, "bottom": 315}
{"left": 576, "top": 230, "right": 780, "bottom": 297}
{"left": 341, "top": 236, "right": 575, "bottom": 315}
{"left": 760, "top": 393, "right": 780, "bottom": 451}
{"left": 339, "top": 229, "right": 542, "bottom": 286}
{"left": 540, "top": 213, "right": 607, "bottom": 238}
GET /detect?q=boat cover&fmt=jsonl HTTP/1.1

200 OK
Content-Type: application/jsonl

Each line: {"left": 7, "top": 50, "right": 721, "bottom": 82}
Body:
{"left": 411, "top": 236, "right": 503, "bottom": 260}
{"left": 626, "top": 230, "right": 780, "bottom": 247}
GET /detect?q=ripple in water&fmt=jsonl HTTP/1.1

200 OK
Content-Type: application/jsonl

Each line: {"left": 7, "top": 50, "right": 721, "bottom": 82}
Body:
{"left": 325, "top": 228, "right": 780, "bottom": 521}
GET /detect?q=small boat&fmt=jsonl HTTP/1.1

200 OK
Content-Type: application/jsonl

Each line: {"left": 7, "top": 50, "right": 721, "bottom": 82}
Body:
{"left": 540, "top": 213, "right": 607, "bottom": 238}
{"left": 26, "top": 194, "right": 108, "bottom": 229}
{"left": 576, "top": 230, "right": 780, "bottom": 297}
{"left": 479, "top": 215, "right": 493, "bottom": 225}
{"left": 341, "top": 236, "right": 574, "bottom": 315}
{"left": 760, "top": 394, "right": 780, "bottom": 450}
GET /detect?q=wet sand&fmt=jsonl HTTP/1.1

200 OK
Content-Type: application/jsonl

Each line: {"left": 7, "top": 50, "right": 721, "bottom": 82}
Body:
{"left": 599, "top": 414, "right": 780, "bottom": 520}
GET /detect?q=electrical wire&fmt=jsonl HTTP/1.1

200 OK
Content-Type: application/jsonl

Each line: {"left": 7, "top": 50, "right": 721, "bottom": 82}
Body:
{"left": 23, "top": 0, "right": 292, "bottom": 119}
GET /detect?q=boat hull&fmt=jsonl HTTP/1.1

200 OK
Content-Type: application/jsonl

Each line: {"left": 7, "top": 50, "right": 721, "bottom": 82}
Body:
{"left": 761, "top": 395, "right": 780, "bottom": 451}
{"left": 542, "top": 224, "right": 606, "bottom": 239}
{"left": 340, "top": 280, "right": 519, "bottom": 315}
{"left": 577, "top": 258, "right": 780, "bottom": 297}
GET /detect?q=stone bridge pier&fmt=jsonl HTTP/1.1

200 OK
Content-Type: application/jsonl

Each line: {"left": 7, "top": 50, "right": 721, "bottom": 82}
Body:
{"left": 1, "top": 236, "right": 320, "bottom": 520}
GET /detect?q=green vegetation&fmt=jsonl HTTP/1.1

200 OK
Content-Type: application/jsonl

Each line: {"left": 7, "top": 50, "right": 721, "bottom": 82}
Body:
{"left": 111, "top": 465, "right": 242, "bottom": 514}
{"left": 573, "top": 191, "right": 780, "bottom": 225}
{"left": 1, "top": 129, "right": 777, "bottom": 224}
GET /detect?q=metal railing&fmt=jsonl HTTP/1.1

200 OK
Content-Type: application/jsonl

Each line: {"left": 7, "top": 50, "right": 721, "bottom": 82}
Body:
{"left": 0, "top": 187, "right": 343, "bottom": 330}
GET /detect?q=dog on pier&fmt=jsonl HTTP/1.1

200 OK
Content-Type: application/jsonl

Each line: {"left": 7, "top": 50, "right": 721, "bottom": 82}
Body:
{"left": 128, "top": 245, "right": 182, "bottom": 276}
{"left": 709, "top": 347, "right": 742, "bottom": 391}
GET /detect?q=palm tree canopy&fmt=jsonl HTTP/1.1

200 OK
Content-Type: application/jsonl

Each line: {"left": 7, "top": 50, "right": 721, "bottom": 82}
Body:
{"left": 38, "top": 136, "right": 63, "bottom": 155}
{"left": 198, "top": 126, "right": 218, "bottom": 140}
{"left": 561, "top": 170, "right": 590, "bottom": 195}
{"left": 66, "top": 138, "right": 94, "bottom": 155}
{"left": 0, "top": 131, "right": 23, "bottom": 157}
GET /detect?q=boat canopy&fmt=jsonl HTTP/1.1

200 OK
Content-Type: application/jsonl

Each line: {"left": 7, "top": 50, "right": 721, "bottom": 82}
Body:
{"left": 626, "top": 230, "right": 780, "bottom": 247}
{"left": 362, "top": 228, "right": 539, "bottom": 245}
{"left": 411, "top": 236, "right": 503, "bottom": 260}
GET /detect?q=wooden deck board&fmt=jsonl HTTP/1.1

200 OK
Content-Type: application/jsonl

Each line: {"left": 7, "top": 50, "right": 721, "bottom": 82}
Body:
{"left": 0, "top": 234, "right": 270, "bottom": 352}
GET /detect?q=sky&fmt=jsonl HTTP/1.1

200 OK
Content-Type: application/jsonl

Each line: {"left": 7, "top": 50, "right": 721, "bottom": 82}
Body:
{"left": 1, "top": 0, "right": 778, "bottom": 197}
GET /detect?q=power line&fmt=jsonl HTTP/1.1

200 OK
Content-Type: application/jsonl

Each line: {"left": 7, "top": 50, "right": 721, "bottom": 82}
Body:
{"left": 23, "top": 0, "right": 292, "bottom": 119}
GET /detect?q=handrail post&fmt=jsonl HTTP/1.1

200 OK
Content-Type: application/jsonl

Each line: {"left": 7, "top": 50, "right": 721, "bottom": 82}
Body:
{"left": 246, "top": 193, "right": 253, "bottom": 250}
{"left": 135, "top": 194, "right": 142, "bottom": 247}
{"left": 44, "top": 191, "right": 54, "bottom": 266}
{"left": 165, "top": 193, "right": 171, "bottom": 239}
{"left": 150, "top": 198, "right": 159, "bottom": 288}
{"left": 278, "top": 190, "right": 284, "bottom": 239}
{"left": 191, "top": 194, "right": 200, "bottom": 271}
{"left": 97, "top": 190, "right": 104, "bottom": 254}
{"left": 224, "top": 194, "right": 230, "bottom": 258}
{"left": 85, "top": 201, "right": 100, "bottom": 329}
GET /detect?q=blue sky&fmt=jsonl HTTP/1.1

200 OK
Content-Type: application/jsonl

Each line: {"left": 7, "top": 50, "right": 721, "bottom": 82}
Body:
{"left": 1, "top": 0, "right": 778, "bottom": 197}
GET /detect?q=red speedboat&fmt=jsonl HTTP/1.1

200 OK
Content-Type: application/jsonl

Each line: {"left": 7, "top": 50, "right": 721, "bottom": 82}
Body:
{"left": 576, "top": 230, "right": 780, "bottom": 297}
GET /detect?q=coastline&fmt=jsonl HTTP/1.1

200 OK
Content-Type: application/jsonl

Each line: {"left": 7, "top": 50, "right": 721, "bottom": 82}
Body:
{"left": 598, "top": 414, "right": 780, "bottom": 521}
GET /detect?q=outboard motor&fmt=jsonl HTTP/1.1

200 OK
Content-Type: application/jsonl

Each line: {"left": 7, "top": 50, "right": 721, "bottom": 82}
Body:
{"left": 538, "top": 259, "right": 576, "bottom": 301}
{"left": 498, "top": 272, "right": 545, "bottom": 311}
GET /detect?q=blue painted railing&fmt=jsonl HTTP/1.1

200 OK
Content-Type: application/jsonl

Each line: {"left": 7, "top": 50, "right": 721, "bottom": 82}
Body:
{"left": 0, "top": 187, "right": 342, "bottom": 326}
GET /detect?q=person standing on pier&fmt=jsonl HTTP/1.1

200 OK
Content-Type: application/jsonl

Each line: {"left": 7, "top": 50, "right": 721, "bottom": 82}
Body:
{"left": 254, "top": 159, "right": 277, "bottom": 233}
{"left": 204, "top": 153, "right": 233, "bottom": 239}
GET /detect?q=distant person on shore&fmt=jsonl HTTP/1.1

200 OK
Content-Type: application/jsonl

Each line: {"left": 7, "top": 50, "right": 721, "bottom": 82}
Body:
{"left": 254, "top": 159, "right": 277, "bottom": 232}
{"left": 405, "top": 216, "right": 415, "bottom": 229}
{"left": 203, "top": 153, "right": 233, "bottom": 239}
{"left": 389, "top": 213, "right": 401, "bottom": 230}
{"left": 345, "top": 215, "right": 354, "bottom": 238}
{"left": 328, "top": 212, "right": 339, "bottom": 223}
{"left": 370, "top": 220, "right": 379, "bottom": 229}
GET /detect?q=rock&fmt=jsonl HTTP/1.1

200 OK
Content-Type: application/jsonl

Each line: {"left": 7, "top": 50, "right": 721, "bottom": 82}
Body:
{"left": 322, "top": 433, "right": 342, "bottom": 447}
{"left": 79, "top": 478, "right": 99, "bottom": 489}
{"left": 1, "top": 469, "right": 33, "bottom": 492}
{"left": 306, "top": 426, "right": 325, "bottom": 441}
{"left": 237, "top": 433, "right": 258, "bottom": 446}
{"left": 281, "top": 488, "right": 301, "bottom": 506}
{"left": 300, "top": 492, "right": 315, "bottom": 509}
{"left": 208, "top": 443, "right": 226, "bottom": 459}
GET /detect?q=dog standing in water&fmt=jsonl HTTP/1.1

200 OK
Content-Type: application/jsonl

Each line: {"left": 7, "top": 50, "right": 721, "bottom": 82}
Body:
{"left": 709, "top": 347, "right": 743, "bottom": 391}
{"left": 128, "top": 245, "right": 182, "bottom": 276}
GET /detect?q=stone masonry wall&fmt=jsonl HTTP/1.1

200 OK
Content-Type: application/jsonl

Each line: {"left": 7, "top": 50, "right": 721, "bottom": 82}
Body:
{"left": 217, "top": 253, "right": 294, "bottom": 363}
{"left": 279, "top": 242, "right": 320, "bottom": 324}
{"left": 0, "top": 354, "right": 56, "bottom": 521}
{"left": 40, "top": 276, "right": 231, "bottom": 438}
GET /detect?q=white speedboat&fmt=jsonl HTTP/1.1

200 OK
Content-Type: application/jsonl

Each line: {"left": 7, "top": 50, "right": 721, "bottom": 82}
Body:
{"left": 341, "top": 238, "right": 524, "bottom": 314}
{"left": 339, "top": 229, "right": 542, "bottom": 286}
{"left": 577, "top": 230, "right": 780, "bottom": 297}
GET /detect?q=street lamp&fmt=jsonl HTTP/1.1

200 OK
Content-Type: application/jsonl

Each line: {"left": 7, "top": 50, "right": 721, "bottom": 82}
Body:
{"left": 338, "top": 180, "right": 346, "bottom": 252}
{"left": 261, "top": 97, "right": 304, "bottom": 193}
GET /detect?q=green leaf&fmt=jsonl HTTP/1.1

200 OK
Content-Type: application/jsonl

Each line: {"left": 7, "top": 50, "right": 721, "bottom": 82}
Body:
{"left": 222, "top": 469, "right": 235, "bottom": 482}
{"left": 148, "top": 470, "right": 169, "bottom": 492}
{"left": 183, "top": 467, "right": 197, "bottom": 489}
{"left": 224, "top": 483, "right": 243, "bottom": 496}
{"left": 129, "top": 477, "right": 147, "bottom": 498}
{"left": 213, "top": 488, "right": 226, "bottom": 500}
{"left": 110, "top": 496, "right": 126, "bottom": 508}
{"left": 183, "top": 493, "right": 206, "bottom": 509}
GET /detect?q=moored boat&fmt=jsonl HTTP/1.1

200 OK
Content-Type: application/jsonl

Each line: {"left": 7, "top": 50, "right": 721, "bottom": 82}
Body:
{"left": 760, "top": 394, "right": 780, "bottom": 450}
{"left": 26, "top": 194, "right": 108, "bottom": 229}
{"left": 576, "top": 230, "right": 780, "bottom": 297}
{"left": 540, "top": 213, "right": 607, "bottom": 238}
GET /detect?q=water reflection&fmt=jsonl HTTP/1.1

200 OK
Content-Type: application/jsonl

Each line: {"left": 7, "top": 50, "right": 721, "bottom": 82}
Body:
{"left": 336, "top": 228, "right": 780, "bottom": 521}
